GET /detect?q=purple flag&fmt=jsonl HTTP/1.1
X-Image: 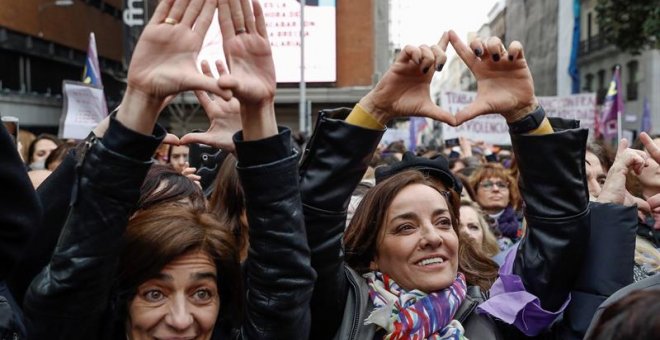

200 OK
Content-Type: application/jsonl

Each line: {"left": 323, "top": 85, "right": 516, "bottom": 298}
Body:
{"left": 641, "top": 96, "right": 652, "bottom": 134}
{"left": 599, "top": 66, "right": 624, "bottom": 139}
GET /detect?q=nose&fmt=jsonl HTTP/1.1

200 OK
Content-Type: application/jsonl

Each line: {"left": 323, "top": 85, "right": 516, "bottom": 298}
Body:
{"left": 419, "top": 222, "right": 442, "bottom": 249}
{"left": 165, "top": 296, "right": 195, "bottom": 331}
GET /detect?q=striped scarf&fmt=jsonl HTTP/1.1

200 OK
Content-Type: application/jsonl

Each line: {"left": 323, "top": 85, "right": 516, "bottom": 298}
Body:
{"left": 364, "top": 271, "right": 468, "bottom": 340}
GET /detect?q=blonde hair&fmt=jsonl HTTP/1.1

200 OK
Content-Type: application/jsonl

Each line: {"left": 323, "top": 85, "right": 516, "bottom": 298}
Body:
{"left": 459, "top": 200, "right": 500, "bottom": 258}
{"left": 635, "top": 236, "right": 660, "bottom": 273}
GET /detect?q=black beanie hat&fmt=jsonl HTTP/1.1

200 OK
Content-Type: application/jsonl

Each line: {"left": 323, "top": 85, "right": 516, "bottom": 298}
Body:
{"left": 374, "top": 151, "right": 462, "bottom": 193}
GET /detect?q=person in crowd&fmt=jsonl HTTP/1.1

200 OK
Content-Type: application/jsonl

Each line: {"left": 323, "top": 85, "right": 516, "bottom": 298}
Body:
{"left": 45, "top": 141, "right": 76, "bottom": 171}
{"left": 455, "top": 172, "right": 476, "bottom": 201}
{"left": 26, "top": 133, "right": 61, "bottom": 170}
{"left": 459, "top": 199, "right": 500, "bottom": 258}
{"left": 0, "top": 119, "right": 42, "bottom": 338}
{"left": 585, "top": 141, "right": 612, "bottom": 199}
{"left": 208, "top": 154, "right": 250, "bottom": 261}
{"left": 23, "top": 0, "right": 315, "bottom": 339}
{"left": 470, "top": 163, "right": 523, "bottom": 249}
{"left": 168, "top": 144, "right": 190, "bottom": 172}
{"left": 300, "top": 29, "right": 590, "bottom": 339}
{"left": 586, "top": 288, "right": 660, "bottom": 340}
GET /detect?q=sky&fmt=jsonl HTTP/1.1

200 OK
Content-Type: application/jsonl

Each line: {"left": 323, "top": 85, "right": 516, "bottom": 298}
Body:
{"left": 391, "top": 0, "right": 502, "bottom": 63}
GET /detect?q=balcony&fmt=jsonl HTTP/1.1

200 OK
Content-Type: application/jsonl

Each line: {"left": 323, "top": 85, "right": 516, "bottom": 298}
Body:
{"left": 580, "top": 33, "right": 608, "bottom": 57}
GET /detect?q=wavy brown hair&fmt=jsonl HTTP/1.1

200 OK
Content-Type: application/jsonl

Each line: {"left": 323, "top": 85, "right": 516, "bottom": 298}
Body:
{"left": 344, "top": 170, "right": 499, "bottom": 291}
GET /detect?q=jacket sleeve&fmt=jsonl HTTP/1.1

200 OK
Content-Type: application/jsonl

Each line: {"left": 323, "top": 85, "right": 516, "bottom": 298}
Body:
{"left": 7, "top": 149, "right": 76, "bottom": 305}
{"left": 234, "top": 127, "right": 316, "bottom": 340}
{"left": 559, "top": 202, "right": 637, "bottom": 340}
{"left": 0, "top": 122, "right": 41, "bottom": 279}
{"left": 298, "top": 108, "right": 385, "bottom": 339}
{"left": 23, "top": 117, "right": 164, "bottom": 339}
{"left": 478, "top": 116, "right": 591, "bottom": 337}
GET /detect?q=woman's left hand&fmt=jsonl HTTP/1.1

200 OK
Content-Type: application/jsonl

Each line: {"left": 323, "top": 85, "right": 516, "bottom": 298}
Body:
{"left": 448, "top": 31, "right": 537, "bottom": 125}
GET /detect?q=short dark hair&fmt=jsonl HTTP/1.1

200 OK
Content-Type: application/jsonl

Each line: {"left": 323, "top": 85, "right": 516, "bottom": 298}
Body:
{"left": 116, "top": 205, "right": 242, "bottom": 335}
{"left": 588, "top": 288, "right": 660, "bottom": 340}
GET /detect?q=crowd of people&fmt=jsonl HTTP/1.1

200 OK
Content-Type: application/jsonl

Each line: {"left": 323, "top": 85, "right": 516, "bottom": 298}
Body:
{"left": 1, "top": 0, "right": 659, "bottom": 339}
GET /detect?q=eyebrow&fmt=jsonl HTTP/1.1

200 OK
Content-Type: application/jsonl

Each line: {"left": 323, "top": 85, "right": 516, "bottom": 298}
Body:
{"left": 390, "top": 209, "right": 449, "bottom": 222}
{"left": 191, "top": 272, "right": 217, "bottom": 281}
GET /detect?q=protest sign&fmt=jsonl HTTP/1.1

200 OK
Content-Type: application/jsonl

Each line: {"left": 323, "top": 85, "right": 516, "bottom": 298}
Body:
{"left": 59, "top": 81, "right": 108, "bottom": 139}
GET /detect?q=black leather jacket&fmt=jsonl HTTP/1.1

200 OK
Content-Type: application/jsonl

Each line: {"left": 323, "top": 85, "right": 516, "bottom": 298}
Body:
{"left": 23, "top": 119, "right": 315, "bottom": 339}
{"left": 299, "top": 109, "right": 590, "bottom": 339}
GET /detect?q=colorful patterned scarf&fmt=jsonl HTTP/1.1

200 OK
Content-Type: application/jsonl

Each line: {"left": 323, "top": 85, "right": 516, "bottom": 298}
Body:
{"left": 363, "top": 271, "right": 468, "bottom": 340}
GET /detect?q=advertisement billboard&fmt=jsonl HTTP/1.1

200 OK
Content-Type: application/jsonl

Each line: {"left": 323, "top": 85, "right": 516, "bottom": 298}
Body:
{"left": 198, "top": 0, "right": 336, "bottom": 83}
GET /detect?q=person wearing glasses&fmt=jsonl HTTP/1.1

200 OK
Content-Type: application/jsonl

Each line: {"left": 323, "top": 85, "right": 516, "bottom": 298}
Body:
{"left": 470, "top": 163, "right": 523, "bottom": 250}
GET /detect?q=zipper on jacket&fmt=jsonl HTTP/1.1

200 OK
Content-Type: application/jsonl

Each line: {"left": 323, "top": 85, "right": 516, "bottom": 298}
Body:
{"left": 346, "top": 268, "right": 362, "bottom": 340}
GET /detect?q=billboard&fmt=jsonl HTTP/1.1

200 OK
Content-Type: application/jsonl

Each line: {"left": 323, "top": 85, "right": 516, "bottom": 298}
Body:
{"left": 198, "top": 0, "right": 337, "bottom": 83}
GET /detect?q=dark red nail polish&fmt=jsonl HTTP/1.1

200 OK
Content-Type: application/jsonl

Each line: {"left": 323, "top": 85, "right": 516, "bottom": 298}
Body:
{"left": 508, "top": 55, "right": 514, "bottom": 61}
{"left": 474, "top": 48, "right": 483, "bottom": 56}
{"left": 492, "top": 53, "right": 500, "bottom": 62}
{"left": 423, "top": 66, "right": 430, "bottom": 74}
{"left": 436, "top": 64, "right": 444, "bottom": 72}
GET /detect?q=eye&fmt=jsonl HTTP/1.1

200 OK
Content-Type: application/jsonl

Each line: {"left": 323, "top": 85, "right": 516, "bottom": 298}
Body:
{"left": 434, "top": 217, "right": 452, "bottom": 229}
{"left": 192, "top": 288, "right": 214, "bottom": 303}
{"left": 467, "top": 223, "right": 480, "bottom": 231}
{"left": 143, "top": 289, "right": 165, "bottom": 302}
{"left": 395, "top": 223, "right": 416, "bottom": 234}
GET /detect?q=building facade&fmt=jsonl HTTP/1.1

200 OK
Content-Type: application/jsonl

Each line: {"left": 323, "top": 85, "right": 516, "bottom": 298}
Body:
{"left": 0, "top": 0, "right": 125, "bottom": 133}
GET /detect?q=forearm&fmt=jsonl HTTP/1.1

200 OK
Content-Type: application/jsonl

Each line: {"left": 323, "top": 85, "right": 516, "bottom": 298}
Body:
{"left": 511, "top": 115, "right": 590, "bottom": 311}
{"left": 24, "top": 117, "right": 164, "bottom": 335}
{"left": 236, "top": 128, "right": 316, "bottom": 339}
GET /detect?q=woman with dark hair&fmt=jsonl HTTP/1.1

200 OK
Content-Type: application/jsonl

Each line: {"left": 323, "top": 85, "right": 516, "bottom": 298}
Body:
{"left": 26, "top": 133, "right": 61, "bottom": 170}
{"left": 208, "top": 154, "right": 250, "bottom": 261}
{"left": 23, "top": 0, "right": 315, "bottom": 339}
{"left": 139, "top": 164, "right": 206, "bottom": 212}
{"left": 300, "top": 30, "right": 590, "bottom": 339}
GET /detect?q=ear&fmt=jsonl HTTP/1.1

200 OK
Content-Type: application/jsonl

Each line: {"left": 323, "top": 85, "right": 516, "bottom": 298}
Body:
{"left": 369, "top": 259, "right": 379, "bottom": 271}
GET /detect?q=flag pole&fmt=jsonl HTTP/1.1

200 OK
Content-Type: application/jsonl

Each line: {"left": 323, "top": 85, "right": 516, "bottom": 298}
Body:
{"left": 616, "top": 65, "right": 622, "bottom": 143}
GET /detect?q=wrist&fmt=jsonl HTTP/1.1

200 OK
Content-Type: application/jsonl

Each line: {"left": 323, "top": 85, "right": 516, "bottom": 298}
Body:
{"left": 116, "top": 87, "right": 163, "bottom": 135}
{"left": 504, "top": 97, "right": 539, "bottom": 124}
{"left": 358, "top": 93, "right": 390, "bottom": 125}
{"left": 240, "top": 99, "right": 278, "bottom": 141}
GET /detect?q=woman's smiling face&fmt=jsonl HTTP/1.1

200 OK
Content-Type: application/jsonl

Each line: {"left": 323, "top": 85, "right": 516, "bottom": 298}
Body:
{"left": 372, "top": 183, "right": 459, "bottom": 293}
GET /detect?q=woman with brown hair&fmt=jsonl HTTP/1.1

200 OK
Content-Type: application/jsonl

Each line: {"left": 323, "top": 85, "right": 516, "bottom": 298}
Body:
{"left": 23, "top": 0, "right": 315, "bottom": 339}
{"left": 301, "top": 30, "right": 590, "bottom": 339}
{"left": 470, "top": 163, "right": 523, "bottom": 248}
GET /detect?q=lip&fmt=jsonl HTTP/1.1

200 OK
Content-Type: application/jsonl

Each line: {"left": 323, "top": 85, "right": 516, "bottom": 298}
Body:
{"left": 155, "top": 336, "right": 196, "bottom": 340}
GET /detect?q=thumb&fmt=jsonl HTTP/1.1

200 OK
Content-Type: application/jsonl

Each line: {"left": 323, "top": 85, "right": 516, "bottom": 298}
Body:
{"left": 163, "top": 133, "right": 180, "bottom": 145}
{"left": 616, "top": 138, "right": 628, "bottom": 155}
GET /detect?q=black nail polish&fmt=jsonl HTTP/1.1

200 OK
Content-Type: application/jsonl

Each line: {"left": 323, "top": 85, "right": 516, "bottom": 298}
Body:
{"left": 474, "top": 48, "right": 483, "bottom": 57}
{"left": 436, "top": 64, "right": 444, "bottom": 72}
{"left": 508, "top": 55, "right": 514, "bottom": 61}
{"left": 492, "top": 53, "right": 500, "bottom": 62}
{"left": 423, "top": 66, "right": 430, "bottom": 74}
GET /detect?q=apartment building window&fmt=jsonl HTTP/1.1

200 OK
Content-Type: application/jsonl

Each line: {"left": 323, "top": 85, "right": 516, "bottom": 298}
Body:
{"left": 584, "top": 73, "right": 594, "bottom": 92}
{"left": 627, "top": 60, "right": 639, "bottom": 101}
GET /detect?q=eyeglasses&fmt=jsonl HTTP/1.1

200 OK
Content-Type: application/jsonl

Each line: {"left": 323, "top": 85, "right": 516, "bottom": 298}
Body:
{"left": 479, "top": 180, "right": 509, "bottom": 190}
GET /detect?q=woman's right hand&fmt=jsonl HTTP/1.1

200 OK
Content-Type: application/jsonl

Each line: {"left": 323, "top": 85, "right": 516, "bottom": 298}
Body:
{"left": 118, "top": 0, "right": 235, "bottom": 135}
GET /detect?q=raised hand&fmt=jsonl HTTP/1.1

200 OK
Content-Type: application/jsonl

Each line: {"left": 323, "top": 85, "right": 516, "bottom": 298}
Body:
{"left": 358, "top": 32, "right": 454, "bottom": 126}
{"left": 219, "top": 0, "right": 275, "bottom": 107}
{"left": 180, "top": 60, "right": 241, "bottom": 152}
{"left": 597, "top": 138, "right": 648, "bottom": 205}
{"left": 117, "top": 0, "right": 237, "bottom": 135}
{"left": 218, "top": 0, "right": 277, "bottom": 140}
{"left": 448, "top": 31, "right": 537, "bottom": 125}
